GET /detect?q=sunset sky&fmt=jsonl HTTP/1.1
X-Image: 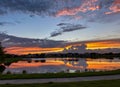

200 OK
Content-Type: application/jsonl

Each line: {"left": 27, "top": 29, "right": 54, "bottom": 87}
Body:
{"left": 0, "top": 0, "right": 120, "bottom": 55}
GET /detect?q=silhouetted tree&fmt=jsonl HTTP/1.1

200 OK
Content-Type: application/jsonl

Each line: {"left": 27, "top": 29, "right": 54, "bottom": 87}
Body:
{"left": 0, "top": 42, "right": 4, "bottom": 54}
{"left": 0, "top": 65, "right": 6, "bottom": 73}
{"left": 0, "top": 42, "right": 5, "bottom": 63}
{"left": 0, "top": 42, "right": 6, "bottom": 73}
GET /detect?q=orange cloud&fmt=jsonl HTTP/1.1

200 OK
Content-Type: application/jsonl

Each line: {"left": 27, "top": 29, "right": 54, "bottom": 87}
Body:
{"left": 5, "top": 47, "right": 63, "bottom": 55}
{"left": 65, "top": 39, "right": 120, "bottom": 50}
{"left": 56, "top": 0, "right": 99, "bottom": 17}
{"left": 87, "top": 40, "right": 120, "bottom": 49}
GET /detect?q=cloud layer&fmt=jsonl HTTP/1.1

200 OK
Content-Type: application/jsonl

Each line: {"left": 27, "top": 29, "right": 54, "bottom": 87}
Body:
{"left": 0, "top": 33, "right": 120, "bottom": 54}
{"left": 0, "top": 32, "right": 66, "bottom": 48}
{"left": 0, "top": 0, "right": 53, "bottom": 15}
{"left": 0, "top": 0, "right": 120, "bottom": 22}
{"left": 1, "top": 33, "right": 120, "bottom": 49}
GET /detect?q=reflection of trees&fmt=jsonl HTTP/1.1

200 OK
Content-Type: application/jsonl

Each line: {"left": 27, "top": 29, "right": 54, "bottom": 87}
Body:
{"left": 0, "top": 42, "right": 19, "bottom": 73}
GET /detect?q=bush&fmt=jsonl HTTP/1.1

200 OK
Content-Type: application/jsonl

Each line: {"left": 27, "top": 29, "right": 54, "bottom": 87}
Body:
{"left": 22, "top": 70, "right": 27, "bottom": 74}
{"left": 0, "top": 65, "right": 6, "bottom": 73}
{"left": 6, "top": 71, "right": 11, "bottom": 74}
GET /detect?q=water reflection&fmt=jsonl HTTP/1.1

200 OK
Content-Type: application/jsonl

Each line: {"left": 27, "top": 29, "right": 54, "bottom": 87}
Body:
{"left": 86, "top": 58, "right": 120, "bottom": 71}
{"left": 62, "top": 58, "right": 88, "bottom": 71}
{"left": 3, "top": 58, "right": 120, "bottom": 74}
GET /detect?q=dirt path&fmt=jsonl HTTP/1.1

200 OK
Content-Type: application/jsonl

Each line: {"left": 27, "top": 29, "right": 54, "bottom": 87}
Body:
{"left": 0, "top": 75, "right": 120, "bottom": 84}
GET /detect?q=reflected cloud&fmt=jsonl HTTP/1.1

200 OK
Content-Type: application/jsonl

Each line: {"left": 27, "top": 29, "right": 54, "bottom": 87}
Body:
{"left": 3, "top": 58, "right": 120, "bottom": 74}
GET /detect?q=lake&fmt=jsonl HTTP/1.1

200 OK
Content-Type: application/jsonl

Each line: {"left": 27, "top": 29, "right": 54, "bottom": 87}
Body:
{"left": 3, "top": 58, "right": 120, "bottom": 74}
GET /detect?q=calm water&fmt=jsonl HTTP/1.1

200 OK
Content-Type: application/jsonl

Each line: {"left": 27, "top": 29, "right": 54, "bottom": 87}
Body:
{"left": 3, "top": 58, "right": 120, "bottom": 74}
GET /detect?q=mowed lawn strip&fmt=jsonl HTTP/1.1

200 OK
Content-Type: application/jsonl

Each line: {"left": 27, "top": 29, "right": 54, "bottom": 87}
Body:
{"left": 0, "top": 69, "right": 120, "bottom": 80}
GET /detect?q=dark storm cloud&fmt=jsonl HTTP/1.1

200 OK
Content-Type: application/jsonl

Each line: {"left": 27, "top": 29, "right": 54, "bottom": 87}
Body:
{"left": 50, "top": 23, "right": 87, "bottom": 37}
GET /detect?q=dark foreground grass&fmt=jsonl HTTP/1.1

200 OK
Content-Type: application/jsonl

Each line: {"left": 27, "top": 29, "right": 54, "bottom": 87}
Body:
{"left": 0, "top": 79, "right": 120, "bottom": 87}
{"left": 0, "top": 69, "right": 120, "bottom": 80}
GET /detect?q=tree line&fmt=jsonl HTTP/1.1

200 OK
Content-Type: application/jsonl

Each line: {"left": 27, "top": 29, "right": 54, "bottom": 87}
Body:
{"left": 20, "top": 52, "right": 120, "bottom": 58}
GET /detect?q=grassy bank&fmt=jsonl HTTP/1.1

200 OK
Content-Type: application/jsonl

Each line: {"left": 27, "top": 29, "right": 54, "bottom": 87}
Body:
{"left": 0, "top": 69, "right": 120, "bottom": 80}
{"left": 0, "top": 79, "right": 120, "bottom": 87}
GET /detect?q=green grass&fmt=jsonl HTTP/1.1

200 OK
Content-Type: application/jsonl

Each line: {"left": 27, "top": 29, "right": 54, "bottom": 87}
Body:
{"left": 0, "top": 79, "right": 120, "bottom": 87}
{"left": 0, "top": 69, "right": 120, "bottom": 80}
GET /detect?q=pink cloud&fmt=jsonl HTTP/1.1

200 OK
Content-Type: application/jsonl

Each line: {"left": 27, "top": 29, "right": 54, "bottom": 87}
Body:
{"left": 105, "top": 0, "right": 120, "bottom": 14}
{"left": 56, "top": 0, "right": 99, "bottom": 17}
